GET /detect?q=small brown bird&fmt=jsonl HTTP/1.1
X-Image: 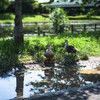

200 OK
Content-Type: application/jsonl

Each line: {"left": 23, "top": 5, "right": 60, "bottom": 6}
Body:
{"left": 44, "top": 44, "right": 54, "bottom": 58}
{"left": 65, "top": 40, "right": 77, "bottom": 54}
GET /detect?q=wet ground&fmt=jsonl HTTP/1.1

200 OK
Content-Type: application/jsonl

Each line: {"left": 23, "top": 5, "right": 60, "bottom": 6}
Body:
{"left": 0, "top": 56, "right": 100, "bottom": 100}
{"left": 13, "top": 82, "right": 100, "bottom": 100}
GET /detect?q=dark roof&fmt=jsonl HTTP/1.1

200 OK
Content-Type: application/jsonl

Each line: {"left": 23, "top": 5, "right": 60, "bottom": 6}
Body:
{"left": 46, "top": 1, "right": 95, "bottom": 8}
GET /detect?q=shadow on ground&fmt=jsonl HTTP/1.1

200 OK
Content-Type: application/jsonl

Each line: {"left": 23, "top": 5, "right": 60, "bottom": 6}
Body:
{"left": 30, "top": 83, "right": 100, "bottom": 100}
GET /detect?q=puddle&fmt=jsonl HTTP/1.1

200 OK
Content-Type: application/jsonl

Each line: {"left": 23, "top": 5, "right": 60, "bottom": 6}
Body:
{"left": 0, "top": 66, "right": 100, "bottom": 100}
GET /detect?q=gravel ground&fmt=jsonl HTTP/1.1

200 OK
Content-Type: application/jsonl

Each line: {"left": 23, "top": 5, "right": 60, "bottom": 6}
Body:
{"left": 77, "top": 56, "right": 100, "bottom": 70}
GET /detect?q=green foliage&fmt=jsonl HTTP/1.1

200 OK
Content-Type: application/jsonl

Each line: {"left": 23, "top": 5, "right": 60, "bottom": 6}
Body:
{"left": 0, "top": 55, "right": 20, "bottom": 72}
{"left": 0, "top": 13, "right": 100, "bottom": 23}
{"left": 55, "top": 51, "right": 78, "bottom": 65}
{"left": 6, "top": 1, "right": 50, "bottom": 14}
{"left": 49, "top": 0, "right": 55, "bottom": 3}
{"left": 0, "top": 39, "right": 22, "bottom": 72}
{"left": 49, "top": 8, "right": 70, "bottom": 34}
{"left": 0, "top": 26, "right": 13, "bottom": 37}
{"left": 86, "top": 8, "right": 96, "bottom": 18}
{"left": 0, "top": 31, "right": 100, "bottom": 72}
{"left": 0, "top": 0, "right": 11, "bottom": 13}
{"left": 0, "top": 14, "right": 50, "bottom": 23}
{"left": 63, "top": 54, "right": 78, "bottom": 65}
{"left": 0, "top": 13, "right": 14, "bottom": 20}
{"left": 78, "top": 51, "right": 88, "bottom": 60}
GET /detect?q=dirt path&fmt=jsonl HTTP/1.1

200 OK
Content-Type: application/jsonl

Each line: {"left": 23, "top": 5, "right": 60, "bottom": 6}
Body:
{"left": 77, "top": 56, "right": 100, "bottom": 70}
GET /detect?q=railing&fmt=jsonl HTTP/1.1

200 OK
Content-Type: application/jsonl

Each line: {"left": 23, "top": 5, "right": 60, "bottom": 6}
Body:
{"left": 30, "top": 22, "right": 100, "bottom": 35}
{"left": 0, "top": 22, "right": 100, "bottom": 36}
{"left": 70, "top": 22, "right": 100, "bottom": 33}
{"left": 36, "top": 22, "right": 100, "bottom": 35}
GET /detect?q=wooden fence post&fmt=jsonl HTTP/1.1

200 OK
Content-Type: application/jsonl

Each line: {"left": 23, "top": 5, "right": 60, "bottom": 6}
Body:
{"left": 35, "top": 22, "right": 37, "bottom": 25}
{"left": 43, "top": 32, "right": 45, "bottom": 36}
{"left": 84, "top": 24, "right": 86, "bottom": 31}
{"left": 95, "top": 24, "right": 97, "bottom": 31}
{"left": 38, "top": 26, "right": 40, "bottom": 36}
{"left": 71, "top": 25, "right": 74, "bottom": 34}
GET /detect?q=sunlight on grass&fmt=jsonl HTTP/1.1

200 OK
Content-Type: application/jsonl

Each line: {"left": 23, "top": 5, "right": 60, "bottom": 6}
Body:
{"left": 22, "top": 15, "right": 50, "bottom": 22}
{"left": 69, "top": 15, "right": 100, "bottom": 19}
{"left": 24, "top": 31, "right": 100, "bottom": 56}
{"left": 0, "top": 13, "right": 100, "bottom": 23}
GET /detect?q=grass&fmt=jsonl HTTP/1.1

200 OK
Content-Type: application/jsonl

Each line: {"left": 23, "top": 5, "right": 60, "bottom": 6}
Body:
{"left": 0, "top": 13, "right": 100, "bottom": 23}
{"left": 0, "top": 30, "right": 100, "bottom": 72}
{"left": 0, "top": 13, "right": 50, "bottom": 23}
{"left": 0, "top": 13, "right": 15, "bottom": 23}
{"left": 68, "top": 15, "right": 100, "bottom": 22}
{"left": 69, "top": 15, "right": 100, "bottom": 19}
{"left": 22, "top": 15, "right": 50, "bottom": 22}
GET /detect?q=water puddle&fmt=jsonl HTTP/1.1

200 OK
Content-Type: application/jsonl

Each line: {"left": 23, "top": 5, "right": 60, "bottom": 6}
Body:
{"left": 0, "top": 66, "right": 100, "bottom": 100}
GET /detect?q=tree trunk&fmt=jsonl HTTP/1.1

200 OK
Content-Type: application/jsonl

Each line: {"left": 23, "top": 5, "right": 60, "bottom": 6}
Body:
{"left": 16, "top": 73, "right": 24, "bottom": 97}
{"left": 14, "top": 0, "right": 24, "bottom": 44}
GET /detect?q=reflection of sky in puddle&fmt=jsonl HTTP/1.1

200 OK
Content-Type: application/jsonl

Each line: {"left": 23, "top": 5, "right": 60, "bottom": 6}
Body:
{"left": 0, "top": 70, "right": 45, "bottom": 100}
{"left": 0, "top": 76, "right": 16, "bottom": 100}
{"left": 0, "top": 67, "right": 100, "bottom": 100}
{"left": 24, "top": 70, "right": 45, "bottom": 96}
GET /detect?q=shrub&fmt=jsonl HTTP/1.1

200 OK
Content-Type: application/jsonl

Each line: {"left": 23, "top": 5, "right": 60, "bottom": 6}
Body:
{"left": 49, "top": 8, "right": 70, "bottom": 34}
{"left": 78, "top": 51, "right": 89, "bottom": 60}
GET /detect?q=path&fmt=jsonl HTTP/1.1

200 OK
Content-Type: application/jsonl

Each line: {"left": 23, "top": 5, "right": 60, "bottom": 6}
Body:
{"left": 77, "top": 56, "right": 100, "bottom": 70}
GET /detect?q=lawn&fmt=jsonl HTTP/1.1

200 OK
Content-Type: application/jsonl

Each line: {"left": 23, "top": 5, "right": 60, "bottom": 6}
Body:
{"left": 0, "top": 31, "right": 100, "bottom": 72}
{"left": 0, "top": 13, "right": 100, "bottom": 23}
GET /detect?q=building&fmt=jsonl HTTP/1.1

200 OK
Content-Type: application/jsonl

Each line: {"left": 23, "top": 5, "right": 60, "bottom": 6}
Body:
{"left": 47, "top": 0, "right": 99, "bottom": 15}
{"left": 47, "top": 0, "right": 95, "bottom": 8}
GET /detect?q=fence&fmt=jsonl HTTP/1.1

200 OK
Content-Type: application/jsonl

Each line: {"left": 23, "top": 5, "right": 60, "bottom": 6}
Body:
{"left": 70, "top": 22, "right": 100, "bottom": 34}
{"left": 0, "top": 22, "right": 100, "bottom": 36}
{"left": 36, "top": 22, "right": 100, "bottom": 35}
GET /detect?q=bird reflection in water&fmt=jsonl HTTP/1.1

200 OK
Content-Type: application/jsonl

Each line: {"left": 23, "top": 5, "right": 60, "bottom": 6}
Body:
{"left": 45, "top": 68, "right": 54, "bottom": 81}
{"left": 28, "top": 68, "right": 54, "bottom": 94}
{"left": 39, "top": 68, "right": 54, "bottom": 93}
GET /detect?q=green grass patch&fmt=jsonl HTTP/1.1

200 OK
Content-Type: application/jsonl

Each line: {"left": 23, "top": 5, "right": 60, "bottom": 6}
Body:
{"left": 0, "top": 13, "right": 15, "bottom": 23}
{"left": 68, "top": 15, "right": 100, "bottom": 22}
{"left": 22, "top": 15, "right": 50, "bottom": 22}
{"left": 0, "top": 13, "right": 100, "bottom": 23}
{"left": 0, "top": 31, "right": 100, "bottom": 72}
{"left": 0, "top": 14, "right": 50, "bottom": 23}
{"left": 69, "top": 15, "right": 100, "bottom": 19}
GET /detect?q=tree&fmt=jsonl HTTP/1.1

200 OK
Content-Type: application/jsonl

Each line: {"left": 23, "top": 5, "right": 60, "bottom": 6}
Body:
{"left": 0, "top": 0, "right": 10, "bottom": 13}
{"left": 14, "top": 0, "right": 24, "bottom": 44}
{"left": 14, "top": 0, "right": 48, "bottom": 44}
{"left": 48, "top": 0, "right": 55, "bottom": 3}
